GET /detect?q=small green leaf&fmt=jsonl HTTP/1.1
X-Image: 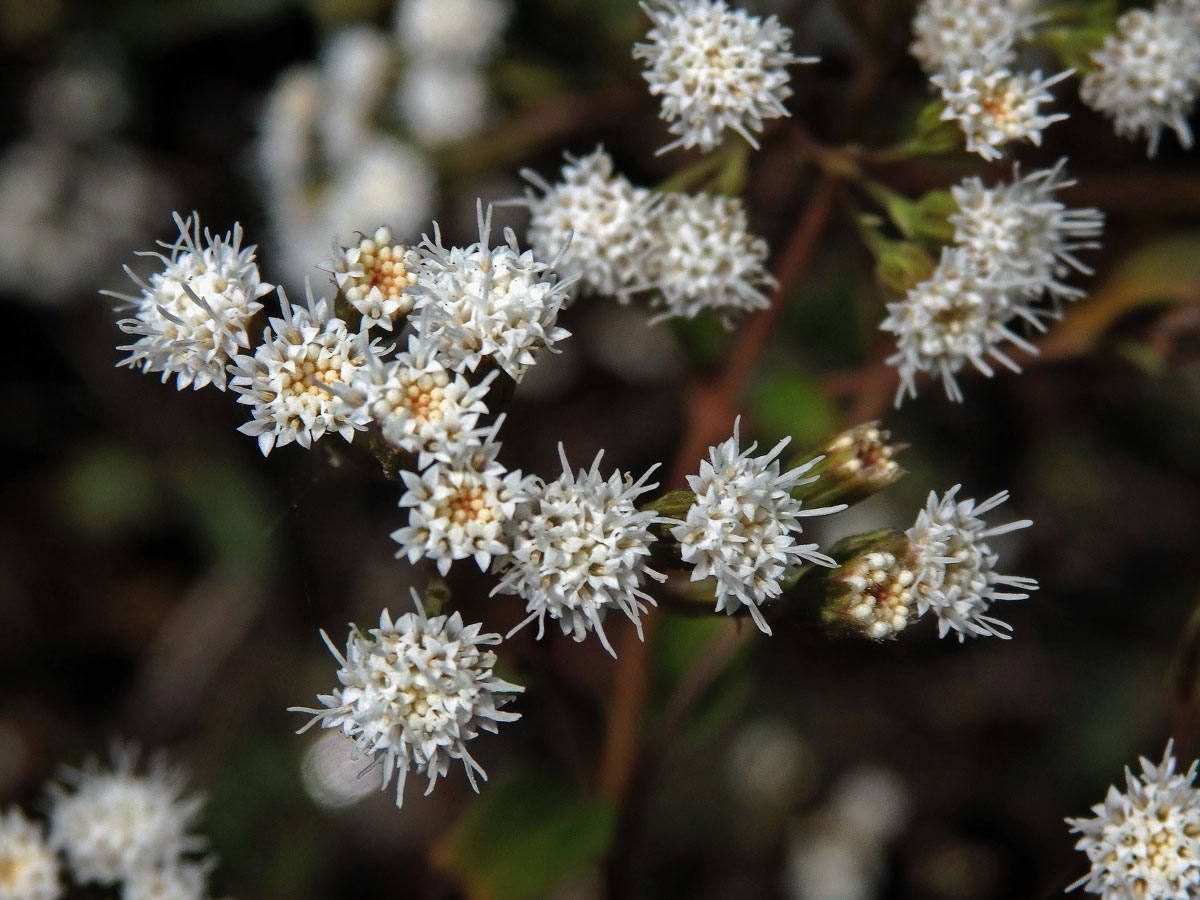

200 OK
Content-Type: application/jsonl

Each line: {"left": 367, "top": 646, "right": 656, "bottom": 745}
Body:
{"left": 749, "top": 369, "right": 839, "bottom": 448}
{"left": 434, "top": 772, "right": 616, "bottom": 900}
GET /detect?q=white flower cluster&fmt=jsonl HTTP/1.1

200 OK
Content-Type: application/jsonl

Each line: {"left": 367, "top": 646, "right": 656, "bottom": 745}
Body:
{"left": 634, "top": 0, "right": 816, "bottom": 154}
{"left": 291, "top": 596, "right": 523, "bottom": 807}
{"left": 110, "top": 213, "right": 274, "bottom": 392}
{"left": 520, "top": 146, "right": 774, "bottom": 325}
{"left": 44, "top": 745, "right": 217, "bottom": 900}
{"left": 881, "top": 162, "right": 1104, "bottom": 404}
{"left": 496, "top": 448, "right": 667, "bottom": 657}
{"left": 394, "top": 0, "right": 509, "bottom": 144}
{"left": 672, "top": 420, "right": 844, "bottom": 635}
{"left": 0, "top": 807, "right": 61, "bottom": 900}
{"left": 911, "top": 0, "right": 1069, "bottom": 159}
{"left": 1068, "top": 741, "right": 1200, "bottom": 900}
{"left": 324, "top": 226, "right": 420, "bottom": 331}
{"left": 826, "top": 544, "right": 919, "bottom": 641}
{"left": 905, "top": 485, "right": 1037, "bottom": 641}
{"left": 1080, "top": 3, "right": 1200, "bottom": 156}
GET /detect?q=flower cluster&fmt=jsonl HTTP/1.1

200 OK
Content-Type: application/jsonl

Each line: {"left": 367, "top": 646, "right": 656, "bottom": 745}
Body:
{"left": 323, "top": 226, "right": 420, "bottom": 330}
{"left": 1080, "top": 3, "right": 1200, "bottom": 156}
{"left": 905, "top": 485, "right": 1037, "bottom": 641}
{"left": 881, "top": 162, "right": 1104, "bottom": 404}
{"left": 520, "top": 146, "right": 773, "bottom": 325}
{"left": 1068, "top": 742, "right": 1200, "bottom": 900}
{"left": 496, "top": 448, "right": 667, "bottom": 657}
{"left": 822, "top": 533, "right": 920, "bottom": 641}
{"left": 672, "top": 419, "right": 845, "bottom": 635}
{"left": 910, "top": 0, "right": 1068, "bottom": 159}
{"left": 633, "top": 0, "right": 816, "bottom": 154}
{"left": 0, "top": 807, "right": 61, "bottom": 900}
{"left": 290, "top": 597, "right": 523, "bottom": 807}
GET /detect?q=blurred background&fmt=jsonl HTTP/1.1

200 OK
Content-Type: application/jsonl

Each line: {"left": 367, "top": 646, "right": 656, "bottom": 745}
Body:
{"left": 2, "top": 0, "right": 1200, "bottom": 898}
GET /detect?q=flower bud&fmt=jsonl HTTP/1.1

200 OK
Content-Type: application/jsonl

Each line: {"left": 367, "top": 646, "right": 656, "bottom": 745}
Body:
{"left": 788, "top": 424, "right": 906, "bottom": 508}
{"left": 821, "top": 531, "right": 919, "bottom": 640}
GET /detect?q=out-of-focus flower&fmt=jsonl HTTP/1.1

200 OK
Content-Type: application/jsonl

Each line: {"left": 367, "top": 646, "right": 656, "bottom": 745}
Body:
{"left": 399, "top": 65, "right": 490, "bottom": 144}
{"left": 0, "top": 807, "right": 62, "bottom": 900}
{"left": 633, "top": 0, "right": 816, "bottom": 153}
{"left": 290, "top": 596, "right": 523, "bottom": 807}
{"left": 395, "top": 0, "right": 511, "bottom": 65}
{"left": 909, "top": 0, "right": 1040, "bottom": 74}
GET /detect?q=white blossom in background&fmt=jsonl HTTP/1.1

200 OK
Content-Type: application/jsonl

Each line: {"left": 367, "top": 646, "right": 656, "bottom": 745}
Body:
{"left": 0, "top": 807, "right": 62, "bottom": 900}
{"left": 1080, "top": 5, "right": 1200, "bottom": 156}
{"left": 28, "top": 56, "right": 130, "bottom": 142}
{"left": 109, "top": 212, "right": 273, "bottom": 392}
{"left": 412, "top": 202, "right": 575, "bottom": 381}
{"left": 633, "top": 0, "right": 817, "bottom": 154}
{"left": 906, "top": 485, "right": 1037, "bottom": 641}
{"left": 496, "top": 447, "right": 667, "bottom": 657}
{"left": 255, "top": 65, "right": 322, "bottom": 203}
{"left": 909, "top": 0, "right": 1040, "bottom": 74}
{"left": 635, "top": 192, "right": 774, "bottom": 326}
{"left": 1067, "top": 741, "right": 1200, "bottom": 900}
{"left": 290, "top": 596, "right": 523, "bottom": 807}
{"left": 120, "top": 861, "right": 212, "bottom": 900}
{"left": 672, "top": 420, "right": 844, "bottom": 635}
{"left": 518, "top": 146, "right": 658, "bottom": 297}
{"left": 1168, "top": 0, "right": 1200, "bottom": 31}
{"left": 347, "top": 333, "right": 495, "bottom": 468}
{"left": 392, "top": 423, "right": 531, "bottom": 574}
{"left": 932, "top": 60, "right": 1071, "bottom": 161}
{"left": 229, "top": 285, "right": 370, "bottom": 455}
{"left": 319, "top": 27, "right": 395, "bottom": 166}
{"left": 949, "top": 161, "right": 1105, "bottom": 305}
{"left": 399, "top": 64, "right": 490, "bottom": 145}
{"left": 47, "top": 745, "right": 206, "bottom": 887}
{"left": 395, "top": 0, "right": 512, "bottom": 65}
{"left": 324, "top": 226, "right": 420, "bottom": 331}
{"left": 880, "top": 246, "right": 1045, "bottom": 405}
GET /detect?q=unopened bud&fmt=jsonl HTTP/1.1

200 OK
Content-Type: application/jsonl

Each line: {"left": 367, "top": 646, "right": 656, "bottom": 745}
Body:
{"left": 788, "top": 423, "right": 906, "bottom": 508}
{"left": 821, "top": 531, "right": 919, "bottom": 640}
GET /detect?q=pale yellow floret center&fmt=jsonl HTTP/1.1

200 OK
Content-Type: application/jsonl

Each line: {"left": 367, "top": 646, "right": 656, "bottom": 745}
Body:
{"left": 356, "top": 244, "right": 417, "bottom": 303}
{"left": 0, "top": 854, "right": 27, "bottom": 889}
{"left": 443, "top": 484, "right": 495, "bottom": 526}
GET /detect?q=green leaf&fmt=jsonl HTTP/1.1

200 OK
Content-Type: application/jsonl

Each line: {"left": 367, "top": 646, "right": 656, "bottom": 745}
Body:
{"left": 749, "top": 370, "right": 838, "bottom": 448}
{"left": 434, "top": 772, "right": 616, "bottom": 900}
{"left": 56, "top": 444, "right": 159, "bottom": 536}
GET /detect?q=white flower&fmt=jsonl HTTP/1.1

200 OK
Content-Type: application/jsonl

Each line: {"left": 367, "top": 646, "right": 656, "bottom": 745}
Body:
{"left": 0, "top": 807, "right": 62, "bottom": 900}
{"left": 47, "top": 745, "right": 206, "bottom": 887}
{"left": 399, "top": 65, "right": 490, "bottom": 145}
{"left": 290, "top": 595, "right": 523, "bottom": 807}
{"left": 324, "top": 226, "right": 421, "bottom": 331}
{"left": 949, "top": 160, "right": 1105, "bottom": 305}
{"left": 1067, "top": 741, "right": 1200, "bottom": 900}
{"left": 881, "top": 246, "right": 1047, "bottom": 405}
{"left": 411, "top": 202, "right": 574, "bottom": 381}
{"left": 634, "top": 191, "right": 774, "bottom": 326}
{"left": 347, "top": 333, "right": 495, "bottom": 468}
{"left": 671, "top": 419, "right": 844, "bottom": 635}
{"left": 109, "top": 212, "right": 273, "bottom": 391}
{"left": 518, "top": 147, "right": 658, "bottom": 298}
{"left": 495, "top": 447, "right": 667, "bottom": 657}
{"left": 823, "top": 537, "right": 920, "bottom": 641}
{"left": 395, "top": 0, "right": 511, "bottom": 65}
{"left": 392, "top": 423, "right": 531, "bottom": 574}
{"left": 319, "top": 27, "right": 395, "bottom": 166}
{"left": 909, "top": 0, "right": 1040, "bottom": 74}
{"left": 933, "top": 60, "right": 1071, "bottom": 160}
{"left": 633, "top": 0, "right": 817, "bottom": 154}
{"left": 1080, "top": 5, "right": 1200, "bottom": 156}
{"left": 229, "top": 284, "right": 371, "bottom": 455}
{"left": 906, "top": 485, "right": 1037, "bottom": 641}
{"left": 121, "top": 861, "right": 212, "bottom": 900}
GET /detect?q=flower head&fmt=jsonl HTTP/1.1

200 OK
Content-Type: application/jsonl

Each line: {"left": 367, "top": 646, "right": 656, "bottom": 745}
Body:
{"left": 496, "top": 447, "right": 667, "bottom": 657}
{"left": 933, "top": 60, "right": 1071, "bottom": 161}
{"left": 1080, "top": 6, "right": 1200, "bottom": 156}
{"left": 910, "top": 0, "right": 1040, "bottom": 74}
{"left": 518, "top": 147, "right": 658, "bottom": 298}
{"left": 412, "top": 202, "right": 574, "bottom": 381}
{"left": 821, "top": 532, "right": 919, "bottom": 641}
{"left": 46, "top": 744, "right": 206, "bottom": 886}
{"left": 881, "top": 246, "right": 1046, "bottom": 405}
{"left": 290, "top": 595, "right": 523, "bottom": 807}
{"left": 0, "top": 807, "right": 62, "bottom": 900}
{"left": 230, "top": 284, "right": 371, "bottom": 455}
{"left": 1067, "top": 741, "right": 1200, "bottom": 900}
{"left": 395, "top": 0, "right": 511, "bottom": 65}
{"left": 392, "top": 422, "right": 531, "bottom": 574}
{"left": 671, "top": 419, "right": 844, "bottom": 635}
{"left": 633, "top": 0, "right": 816, "bottom": 154}
{"left": 950, "top": 161, "right": 1105, "bottom": 305}
{"left": 109, "top": 212, "right": 273, "bottom": 391}
{"left": 324, "top": 226, "right": 421, "bottom": 331}
{"left": 906, "top": 485, "right": 1037, "bottom": 641}
{"left": 635, "top": 192, "right": 774, "bottom": 326}
{"left": 121, "top": 860, "right": 213, "bottom": 900}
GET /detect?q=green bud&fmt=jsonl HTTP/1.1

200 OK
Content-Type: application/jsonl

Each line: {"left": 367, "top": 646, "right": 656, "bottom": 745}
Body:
{"left": 788, "top": 423, "right": 907, "bottom": 509}
{"left": 820, "top": 530, "right": 920, "bottom": 641}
